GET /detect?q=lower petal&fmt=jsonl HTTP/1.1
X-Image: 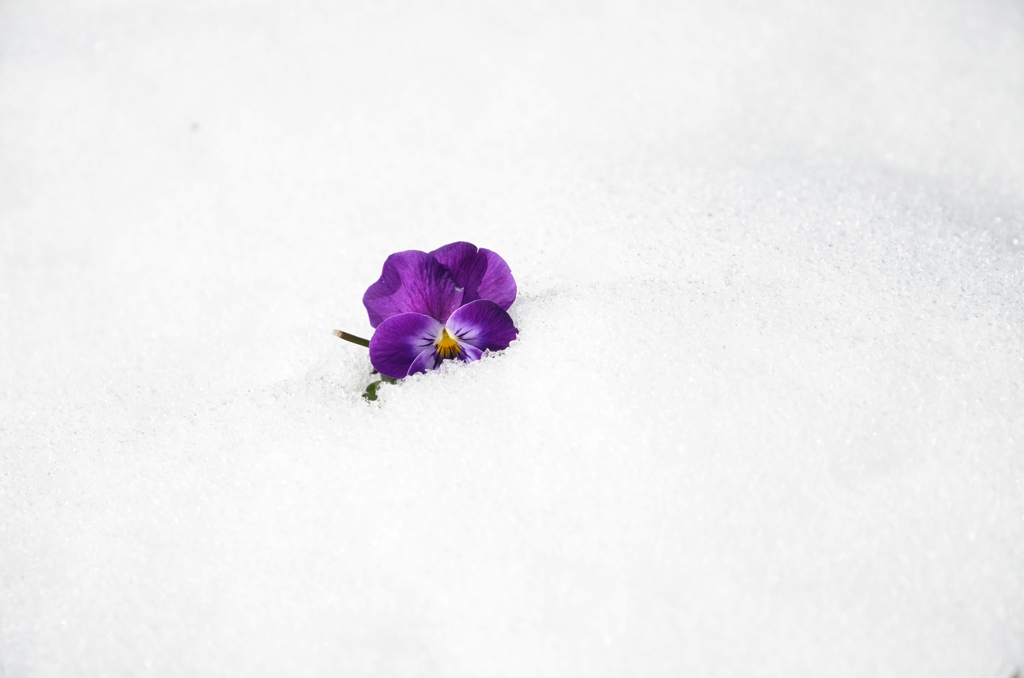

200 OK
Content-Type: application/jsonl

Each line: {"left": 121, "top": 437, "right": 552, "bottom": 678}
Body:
{"left": 446, "top": 300, "right": 518, "bottom": 352}
{"left": 369, "top": 313, "right": 443, "bottom": 379}
{"left": 408, "top": 348, "right": 441, "bottom": 376}
{"left": 458, "top": 344, "right": 484, "bottom": 363}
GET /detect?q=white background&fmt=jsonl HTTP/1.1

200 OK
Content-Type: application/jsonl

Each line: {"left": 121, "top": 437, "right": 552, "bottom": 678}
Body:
{"left": 1, "top": 0, "right": 1023, "bottom": 676}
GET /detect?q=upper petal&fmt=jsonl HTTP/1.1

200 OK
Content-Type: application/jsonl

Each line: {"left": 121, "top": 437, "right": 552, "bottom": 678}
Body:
{"left": 363, "top": 250, "right": 465, "bottom": 328}
{"left": 430, "top": 242, "right": 517, "bottom": 311}
{"left": 446, "top": 299, "right": 519, "bottom": 353}
{"left": 369, "top": 312, "right": 443, "bottom": 379}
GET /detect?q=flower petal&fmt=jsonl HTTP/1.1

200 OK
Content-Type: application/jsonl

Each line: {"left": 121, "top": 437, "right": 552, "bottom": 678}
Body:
{"left": 369, "top": 312, "right": 443, "bottom": 379}
{"left": 446, "top": 299, "right": 518, "bottom": 353}
{"left": 458, "top": 343, "right": 484, "bottom": 363}
{"left": 430, "top": 242, "right": 517, "bottom": 311}
{"left": 407, "top": 348, "right": 441, "bottom": 376}
{"left": 363, "top": 250, "right": 465, "bottom": 328}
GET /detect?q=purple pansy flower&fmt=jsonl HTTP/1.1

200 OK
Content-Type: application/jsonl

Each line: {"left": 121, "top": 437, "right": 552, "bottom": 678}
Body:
{"left": 363, "top": 242, "right": 518, "bottom": 379}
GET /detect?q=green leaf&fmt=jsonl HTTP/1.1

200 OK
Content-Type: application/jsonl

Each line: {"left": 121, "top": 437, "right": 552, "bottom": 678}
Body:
{"left": 363, "top": 380, "right": 383, "bottom": 401}
{"left": 362, "top": 374, "right": 399, "bottom": 402}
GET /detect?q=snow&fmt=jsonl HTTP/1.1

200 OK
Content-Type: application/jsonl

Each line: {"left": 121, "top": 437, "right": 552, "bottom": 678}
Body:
{"left": 1, "top": 0, "right": 1023, "bottom": 676}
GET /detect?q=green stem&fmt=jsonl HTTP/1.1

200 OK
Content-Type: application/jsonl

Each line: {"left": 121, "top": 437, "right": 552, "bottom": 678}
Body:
{"left": 333, "top": 330, "right": 370, "bottom": 347}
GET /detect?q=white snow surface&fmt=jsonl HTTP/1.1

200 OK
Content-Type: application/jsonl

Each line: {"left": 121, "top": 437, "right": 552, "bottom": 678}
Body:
{"left": 2, "top": 0, "right": 1024, "bottom": 676}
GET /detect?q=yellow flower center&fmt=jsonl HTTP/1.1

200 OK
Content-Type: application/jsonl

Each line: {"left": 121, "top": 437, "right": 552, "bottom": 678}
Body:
{"left": 435, "top": 328, "right": 462, "bottom": 359}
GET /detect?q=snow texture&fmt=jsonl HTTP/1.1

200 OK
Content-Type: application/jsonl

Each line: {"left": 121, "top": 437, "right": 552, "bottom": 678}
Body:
{"left": 1, "top": 0, "right": 1023, "bottom": 676}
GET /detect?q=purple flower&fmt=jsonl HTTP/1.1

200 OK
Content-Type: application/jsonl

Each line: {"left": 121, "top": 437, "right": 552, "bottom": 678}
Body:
{"left": 363, "top": 242, "right": 518, "bottom": 379}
